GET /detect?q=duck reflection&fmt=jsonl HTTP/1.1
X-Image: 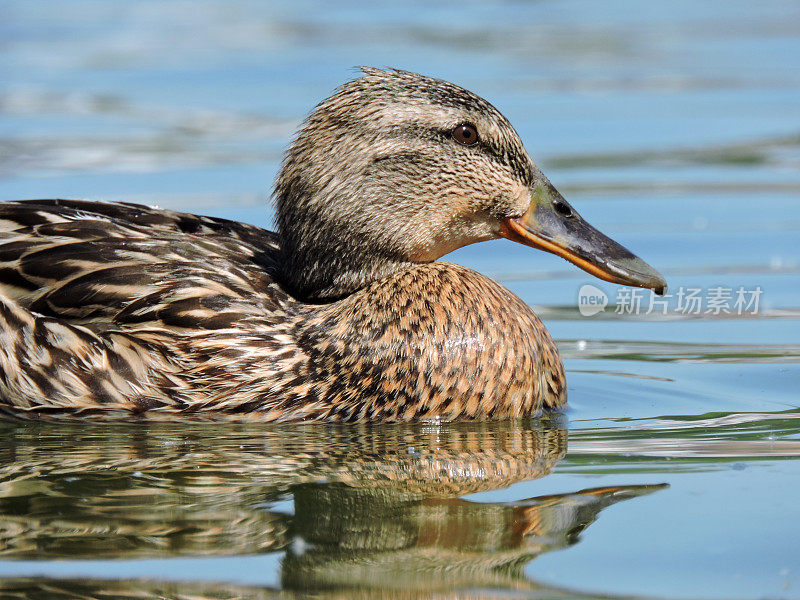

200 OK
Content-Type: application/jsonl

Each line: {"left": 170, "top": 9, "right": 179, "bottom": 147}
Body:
{"left": 284, "top": 482, "right": 663, "bottom": 594}
{"left": 0, "top": 418, "right": 665, "bottom": 598}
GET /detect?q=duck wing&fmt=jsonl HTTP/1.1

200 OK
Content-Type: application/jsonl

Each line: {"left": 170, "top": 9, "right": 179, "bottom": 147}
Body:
{"left": 0, "top": 200, "right": 313, "bottom": 418}
{"left": 0, "top": 199, "right": 292, "bottom": 328}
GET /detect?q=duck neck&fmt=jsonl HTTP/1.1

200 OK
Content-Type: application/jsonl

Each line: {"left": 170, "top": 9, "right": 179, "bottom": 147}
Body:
{"left": 282, "top": 249, "right": 414, "bottom": 302}
{"left": 277, "top": 224, "right": 414, "bottom": 302}
{"left": 274, "top": 162, "right": 417, "bottom": 302}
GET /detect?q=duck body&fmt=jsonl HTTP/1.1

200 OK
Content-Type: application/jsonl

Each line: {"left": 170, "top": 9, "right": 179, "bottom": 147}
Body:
{"left": 0, "top": 69, "right": 664, "bottom": 421}
{"left": 0, "top": 199, "right": 563, "bottom": 421}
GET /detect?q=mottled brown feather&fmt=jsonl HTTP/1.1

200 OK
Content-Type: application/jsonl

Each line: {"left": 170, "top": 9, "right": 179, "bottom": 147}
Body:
{"left": 0, "top": 198, "right": 564, "bottom": 421}
{"left": 0, "top": 69, "right": 568, "bottom": 421}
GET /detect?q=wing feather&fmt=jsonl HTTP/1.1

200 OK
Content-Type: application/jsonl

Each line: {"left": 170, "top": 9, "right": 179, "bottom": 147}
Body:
{"left": 0, "top": 199, "right": 287, "bottom": 328}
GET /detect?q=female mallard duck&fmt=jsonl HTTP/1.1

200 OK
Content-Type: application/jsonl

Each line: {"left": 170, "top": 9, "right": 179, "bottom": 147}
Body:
{"left": 0, "top": 68, "right": 665, "bottom": 422}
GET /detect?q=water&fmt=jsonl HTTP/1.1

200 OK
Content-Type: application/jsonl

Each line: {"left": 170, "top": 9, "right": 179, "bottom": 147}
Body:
{"left": 0, "top": 1, "right": 798, "bottom": 598}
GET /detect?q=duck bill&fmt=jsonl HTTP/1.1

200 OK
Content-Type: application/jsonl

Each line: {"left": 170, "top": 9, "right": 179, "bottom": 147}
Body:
{"left": 498, "top": 183, "right": 667, "bottom": 295}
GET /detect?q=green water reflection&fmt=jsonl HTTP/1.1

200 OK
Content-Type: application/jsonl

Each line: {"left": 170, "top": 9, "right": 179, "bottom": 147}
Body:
{"left": 0, "top": 420, "right": 668, "bottom": 599}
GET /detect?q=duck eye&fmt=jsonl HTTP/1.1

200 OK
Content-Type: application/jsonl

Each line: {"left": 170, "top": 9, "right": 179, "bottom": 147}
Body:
{"left": 553, "top": 199, "right": 574, "bottom": 218}
{"left": 452, "top": 123, "right": 478, "bottom": 146}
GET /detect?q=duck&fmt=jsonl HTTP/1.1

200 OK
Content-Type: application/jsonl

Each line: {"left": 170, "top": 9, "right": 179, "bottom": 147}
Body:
{"left": 0, "top": 68, "right": 666, "bottom": 422}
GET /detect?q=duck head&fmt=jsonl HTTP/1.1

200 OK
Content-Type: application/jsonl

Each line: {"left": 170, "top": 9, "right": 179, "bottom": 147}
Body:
{"left": 276, "top": 68, "right": 666, "bottom": 301}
